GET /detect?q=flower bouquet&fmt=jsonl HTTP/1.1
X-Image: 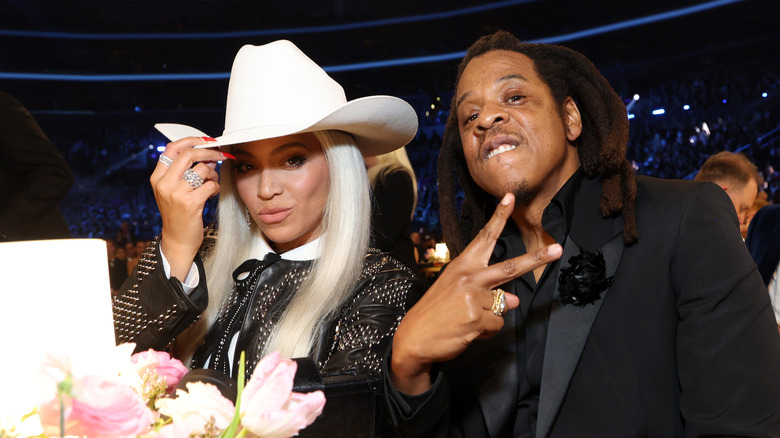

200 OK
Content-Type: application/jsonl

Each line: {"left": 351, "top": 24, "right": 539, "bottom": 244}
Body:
{"left": 2, "top": 344, "right": 325, "bottom": 438}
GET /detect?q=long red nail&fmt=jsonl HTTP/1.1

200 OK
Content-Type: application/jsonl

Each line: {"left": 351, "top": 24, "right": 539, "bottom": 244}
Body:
{"left": 201, "top": 136, "right": 217, "bottom": 142}
{"left": 221, "top": 152, "right": 236, "bottom": 160}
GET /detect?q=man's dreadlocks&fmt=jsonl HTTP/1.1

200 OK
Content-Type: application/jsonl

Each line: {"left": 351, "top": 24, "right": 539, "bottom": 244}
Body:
{"left": 439, "top": 30, "right": 638, "bottom": 256}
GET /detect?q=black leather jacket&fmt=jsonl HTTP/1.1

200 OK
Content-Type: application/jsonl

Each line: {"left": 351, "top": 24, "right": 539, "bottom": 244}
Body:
{"left": 114, "top": 237, "right": 425, "bottom": 380}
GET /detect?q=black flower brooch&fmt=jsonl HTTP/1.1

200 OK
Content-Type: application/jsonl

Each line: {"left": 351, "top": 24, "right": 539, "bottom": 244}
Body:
{"left": 558, "top": 249, "right": 614, "bottom": 306}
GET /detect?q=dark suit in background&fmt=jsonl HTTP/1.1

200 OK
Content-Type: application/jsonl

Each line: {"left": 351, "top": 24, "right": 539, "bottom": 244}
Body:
{"left": 0, "top": 92, "right": 73, "bottom": 241}
{"left": 746, "top": 204, "right": 780, "bottom": 287}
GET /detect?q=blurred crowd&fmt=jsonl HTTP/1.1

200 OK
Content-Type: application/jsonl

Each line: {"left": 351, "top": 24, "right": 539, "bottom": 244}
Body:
{"left": 26, "top": 56, "right": 777, "bottom": 261}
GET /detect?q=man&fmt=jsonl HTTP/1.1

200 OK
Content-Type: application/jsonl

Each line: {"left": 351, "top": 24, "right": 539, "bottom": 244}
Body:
{"left": 746, "top": 204, "right": 780, "bottom": 330}
{"left": 384, "top": 31, "right": 780, "bottom": 437}
{"left": 694, "top": 151, "right": 760, "bottom": 228}
{"left": 0, "top": 92, "right": 73, "bottom": 241}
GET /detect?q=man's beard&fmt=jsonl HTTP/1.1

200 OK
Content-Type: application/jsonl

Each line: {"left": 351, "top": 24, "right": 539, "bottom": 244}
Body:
{"left": 511, "top": 182, "right": 533, "bottom": 206}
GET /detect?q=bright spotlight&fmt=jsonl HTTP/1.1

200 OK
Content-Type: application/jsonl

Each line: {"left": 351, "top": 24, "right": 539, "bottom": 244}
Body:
{"left": 762, "top": 92, "right": 768, "bottom": 98}
{"left": 628, "top": 113, "right": 636, "bottom": 119}
{"left": 652, "top": 108, "right": 665, "bottom": 115}
{"left": 633, "top": 94, "right": 640, "bottom": 101}
{"left": 157, "top": 146, "right": 166, "bottom": 152}
{"left": 722, "top": 99, "right": 727, "bottom": 104}
{"left": 683, "top": 105, "right": 690, "bottom": 110}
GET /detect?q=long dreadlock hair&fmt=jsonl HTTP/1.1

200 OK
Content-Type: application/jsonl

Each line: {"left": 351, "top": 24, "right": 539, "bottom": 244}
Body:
{"left": 439, "top": 30, "right": 638, "bottom": 256}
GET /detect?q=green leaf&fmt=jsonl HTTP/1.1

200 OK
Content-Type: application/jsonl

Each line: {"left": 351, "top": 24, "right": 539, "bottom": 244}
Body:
{"left": 220, "top": 351, "right": 246, "bottom": 438}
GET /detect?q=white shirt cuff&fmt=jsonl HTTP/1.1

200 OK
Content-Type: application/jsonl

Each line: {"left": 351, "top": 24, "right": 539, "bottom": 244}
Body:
{"left": 160, "top": 248, "right": 200, "bottom": 295}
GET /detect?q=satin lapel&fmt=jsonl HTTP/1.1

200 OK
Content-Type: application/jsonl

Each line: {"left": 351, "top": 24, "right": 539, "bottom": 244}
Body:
{"left": 535, "top": 178, "right": 625, "bottom": 438}
{"left": 467, "top": 292, "right": 519, "bottom": 437}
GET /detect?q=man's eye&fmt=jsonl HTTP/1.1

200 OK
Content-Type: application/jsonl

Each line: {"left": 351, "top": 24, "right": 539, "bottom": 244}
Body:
{"left": 508, "top": 94, "right": 523, "bottom": 102}
{"left": 465, "top": 113, "right": 478, "bottom": 123}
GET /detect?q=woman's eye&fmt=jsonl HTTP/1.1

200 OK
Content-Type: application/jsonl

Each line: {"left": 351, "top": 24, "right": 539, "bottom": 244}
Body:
{"left": 508, "top": 94, "right": 523, "bottom": 102}
{"left": 234, "top": 162, "right": 254, "bottom": 172}
{"left": 285, "top": 156, "right": 306, "bottom": 167}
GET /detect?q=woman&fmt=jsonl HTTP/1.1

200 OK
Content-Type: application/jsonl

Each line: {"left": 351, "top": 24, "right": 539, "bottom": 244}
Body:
{"left": 365, "top": 147, "right": 420, "bottom": 273}
{"left": 113, "top": 40, "right": 424, "bottom": 387}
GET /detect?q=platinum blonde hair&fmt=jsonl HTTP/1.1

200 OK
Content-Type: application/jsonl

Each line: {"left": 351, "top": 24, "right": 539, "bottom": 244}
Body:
{"left": 176, "top": 130, "right": 370, "bottom": 362}
{"left": 366, "top": 146, "right": 418, "bottom": 218}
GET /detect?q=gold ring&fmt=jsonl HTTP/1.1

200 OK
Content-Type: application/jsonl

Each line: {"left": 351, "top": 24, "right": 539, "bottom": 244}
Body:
{"left": 490, "top": 288, "right": 506, "bottom": 316}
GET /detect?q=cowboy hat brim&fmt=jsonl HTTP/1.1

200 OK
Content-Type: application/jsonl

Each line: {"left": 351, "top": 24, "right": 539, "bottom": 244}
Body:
{"left": 156, "top": 95, "right": 417, "bottom": 157}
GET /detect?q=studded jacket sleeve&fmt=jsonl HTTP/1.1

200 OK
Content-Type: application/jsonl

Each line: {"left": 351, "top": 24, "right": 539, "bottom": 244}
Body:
{"left": 113, "top": 237, "right": 208, "bottom": 353}
{"left": 317, "top": 251, "right": 427, "bottom": 377}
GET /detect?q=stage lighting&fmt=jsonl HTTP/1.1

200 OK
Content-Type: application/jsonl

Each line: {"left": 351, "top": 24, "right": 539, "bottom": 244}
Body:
{"left": 633, "top": 94, "right": 640, "bottom": 100}
{"left": 762, "top": 92, "right": 768, "bottom": 98}
{"left": 157, "top": 146, "right": 166, "bottom": 152}
{"left": 683, "top": 105, "right": 690, "bottom": 110}
{"left": 628, "top": 113, "right": 636, "bottom": 119}
{"left": 652, "top": 109, "right": 665, "bottom": 115}
{"left": 722, "top": 99, "right": 727, "bottom": 104}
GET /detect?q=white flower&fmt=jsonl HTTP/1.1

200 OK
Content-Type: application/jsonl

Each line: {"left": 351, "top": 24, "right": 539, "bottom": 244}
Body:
{"left": 156, "top": 382, "right": 236, "bottom": 433}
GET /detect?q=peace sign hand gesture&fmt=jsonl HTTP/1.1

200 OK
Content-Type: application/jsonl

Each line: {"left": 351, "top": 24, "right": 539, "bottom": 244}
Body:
{"left": 390, "top": 193, "right": 563, "bottom": 395}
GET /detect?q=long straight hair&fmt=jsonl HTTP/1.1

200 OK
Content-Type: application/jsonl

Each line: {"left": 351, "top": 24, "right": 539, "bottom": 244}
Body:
{"left": 176, "top": 130, "right": 370, "bottom": 362}
{"left": 366, "top": 147, "right": 418, "bottom": 219}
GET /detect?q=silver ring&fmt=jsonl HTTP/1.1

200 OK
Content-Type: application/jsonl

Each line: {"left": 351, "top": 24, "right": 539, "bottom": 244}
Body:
{"left": 490, "top": 288, "right": 506, "bottom": 316}
{"left": 158, "top": 154, "right": 174, "bottom": 167}
{"left": 182, "top": 168, "right": 204, "bottom": 189}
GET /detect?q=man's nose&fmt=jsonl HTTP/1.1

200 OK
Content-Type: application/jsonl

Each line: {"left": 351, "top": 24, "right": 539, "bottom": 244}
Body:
{"left": 475, "top": 103, "right": 508, "bottom": 132}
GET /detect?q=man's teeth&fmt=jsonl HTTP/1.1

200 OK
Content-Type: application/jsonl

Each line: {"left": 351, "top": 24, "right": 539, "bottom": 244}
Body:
{"left": 487, "top": 144, "right": 516, "bottom": 159}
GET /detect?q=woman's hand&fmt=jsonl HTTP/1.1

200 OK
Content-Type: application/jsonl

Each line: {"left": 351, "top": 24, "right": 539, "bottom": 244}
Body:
{"left": 390, "top": 193, "right": 563, "bottom": 395}
{"left": 150, "top": 137, "right": 229, "bottom": 280}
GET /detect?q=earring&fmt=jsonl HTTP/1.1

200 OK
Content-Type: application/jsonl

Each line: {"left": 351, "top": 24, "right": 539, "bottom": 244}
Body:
{"left": 244, "top": 208, "right": 252, "bottom": 229}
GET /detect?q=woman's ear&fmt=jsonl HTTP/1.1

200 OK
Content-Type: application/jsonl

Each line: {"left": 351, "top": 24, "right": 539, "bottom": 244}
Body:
{"left": 564, "top": 97, "right": 582, "bottom": 142}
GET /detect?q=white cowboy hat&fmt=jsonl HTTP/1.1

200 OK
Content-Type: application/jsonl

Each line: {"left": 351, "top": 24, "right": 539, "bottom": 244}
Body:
{"left": 155, "top": 40, "right": 418, "bottom": 156}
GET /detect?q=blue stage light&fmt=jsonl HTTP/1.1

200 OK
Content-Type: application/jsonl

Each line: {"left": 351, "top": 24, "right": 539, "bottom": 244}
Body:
{"left": 652, "top": 109, "right": 665, "bottom": 115}
{"left": 683, "top": 105, "right": 690, "bottom": 110}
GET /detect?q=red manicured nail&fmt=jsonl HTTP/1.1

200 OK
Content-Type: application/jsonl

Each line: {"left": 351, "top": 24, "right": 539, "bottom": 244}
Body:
{"left": 201, "top": 136, "right": 217, "bottom": 142}
{"left": 221, "top": 152, "right": 236, "bottom": 160}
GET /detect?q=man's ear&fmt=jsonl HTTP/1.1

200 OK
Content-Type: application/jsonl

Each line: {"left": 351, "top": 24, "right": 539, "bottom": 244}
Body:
{"left": 564, "top": 97, "right": 582, "bottom": 142}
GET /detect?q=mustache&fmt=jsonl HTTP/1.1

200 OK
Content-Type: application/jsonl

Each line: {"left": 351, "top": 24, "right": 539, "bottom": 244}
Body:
{"left": 479, "top": 127, "right": 524, "bottom": 149}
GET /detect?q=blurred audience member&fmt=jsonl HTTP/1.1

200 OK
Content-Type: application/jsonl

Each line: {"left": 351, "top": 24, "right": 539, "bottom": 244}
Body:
{"left": 108, "top": 242, "right": 128, "bottom": 295}
{"left": 741, "top": 194, "right": 769, "bottom": 239}
{"left": 124, "top": 241, "right": 139, "bottom": 275}
{"left": 745, "top": 204, "right": 780, "bottom": 332}
{"left": 366, "top": 146, "right": 419, "bottom": 273}
{"left": 0, "top": 92, "right": 73, "bottom": 241}
{"left": 695, "top": 151, "right": 760, "bottom": 228}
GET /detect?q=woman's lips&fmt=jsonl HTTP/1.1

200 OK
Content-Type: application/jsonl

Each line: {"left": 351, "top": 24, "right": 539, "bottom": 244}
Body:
{"left": 258, "top": 207, "right": 292, "bottom": 224}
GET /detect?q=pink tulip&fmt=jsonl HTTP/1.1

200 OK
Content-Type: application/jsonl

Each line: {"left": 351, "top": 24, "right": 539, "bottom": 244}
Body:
{"left": 240, "top": 351, "right": 326, "bottom": 438}
{"left": 39, "top": 375, "right": 154, "bottom": 438}
{"left": 131, "top": 349, "right": 189, "bottom": 391}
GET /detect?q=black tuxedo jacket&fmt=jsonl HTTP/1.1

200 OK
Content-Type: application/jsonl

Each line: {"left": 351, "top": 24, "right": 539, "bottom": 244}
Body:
{"left": 386, "top": 176, "right": 780, "bottom": 437}
{"left": 0, "top": 92, "right": 73, "bottom": 241}
{"left": 746, "top": 204, "right": 780, "bottom": 287}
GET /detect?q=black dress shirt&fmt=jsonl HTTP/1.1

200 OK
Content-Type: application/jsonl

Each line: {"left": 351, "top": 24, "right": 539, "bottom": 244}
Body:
{"left": 490, "top": 170, "right": 583, "bottom": 437}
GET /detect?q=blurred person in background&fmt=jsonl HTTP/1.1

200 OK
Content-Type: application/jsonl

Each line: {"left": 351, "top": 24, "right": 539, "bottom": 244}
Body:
{"left": 0, "top": 92, "right": 73, "bottom": 241}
